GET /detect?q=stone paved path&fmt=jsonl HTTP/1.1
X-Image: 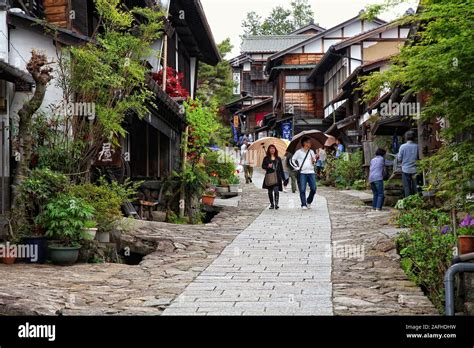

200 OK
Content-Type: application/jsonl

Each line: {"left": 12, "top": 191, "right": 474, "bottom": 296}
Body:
{"left": 164, "top": 171, "right": 333, "bottom": 316}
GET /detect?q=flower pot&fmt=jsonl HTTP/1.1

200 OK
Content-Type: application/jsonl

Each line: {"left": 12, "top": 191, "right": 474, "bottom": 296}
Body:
{"left": 48, "top": 246, "right": 80, "bottom": 266}
{"left": 229, "top": 184, "right": 240, "bottom": 193}
{"left": 202, "top": 195, "right": 216, "bottom": 206}
{"left": 216, "top": 186, "right": 229, "bottom": 193}
{"left": 96, "top": 231, "right": 110, "bottom": 243}
{"left": 2, "top": 256, "right": 16, "bottom": 265}
{"left": 459, "top": 235, "right": 474, "bottom": 255}
{"left": 82, "top": 228, "right": 98, "bottom": 241}
{"left": 23, "top": 236, "right": 48, "bottom": 264}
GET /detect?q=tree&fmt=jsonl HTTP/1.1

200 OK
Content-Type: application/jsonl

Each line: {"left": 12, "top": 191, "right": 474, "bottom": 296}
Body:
{"left": 11, "top": 51, "right": 53, "bottom": 207}
{"left": 61, "top": 0, "right": 164, "bottom": 176}
{"left": 197, "top": 38, "right": 235, "bottom": 107}
{"left": 361, "top": 0, "right": 474, "bottom": 140}
{"left": 241, "top": 0, "right": 314, "bottom": 36}
{"left": 361, "top": 0, "right": 474, "bottom": 211}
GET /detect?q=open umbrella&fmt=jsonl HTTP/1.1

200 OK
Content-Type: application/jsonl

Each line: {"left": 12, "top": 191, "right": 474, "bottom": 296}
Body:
{"left": 247, "top": 137, "right": 288, "bottom": 167}
{"left": 324, "top": 135, "right": 337, "bottom": 147}
{"left": 287, "top": 130, "right": 328, "bottom": 154}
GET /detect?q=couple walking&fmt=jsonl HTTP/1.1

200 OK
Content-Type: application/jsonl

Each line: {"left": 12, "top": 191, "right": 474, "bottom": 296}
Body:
{"left": 262, "top": 137, "right": 317, "bottom": 210}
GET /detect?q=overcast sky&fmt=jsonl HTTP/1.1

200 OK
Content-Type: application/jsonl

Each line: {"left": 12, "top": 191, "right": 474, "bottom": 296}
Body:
{"left": 200, "top": 0, "right": 418, "bottom": 58}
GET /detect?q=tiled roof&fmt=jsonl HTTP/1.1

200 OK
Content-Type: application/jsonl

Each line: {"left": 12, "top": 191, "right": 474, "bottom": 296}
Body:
{"left": 241, "top": 35, "right": 314, "bottom": 53}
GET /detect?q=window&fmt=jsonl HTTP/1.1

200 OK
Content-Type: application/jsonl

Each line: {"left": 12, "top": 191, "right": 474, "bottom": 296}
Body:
{"left": 323, "top": 59, "right": 348, "bottom": 106}
{"left": 285, "top": 75, "right": 313, "bottom": 90}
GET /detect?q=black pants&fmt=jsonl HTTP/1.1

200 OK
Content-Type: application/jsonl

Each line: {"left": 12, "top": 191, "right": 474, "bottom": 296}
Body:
{"left": 267, "top": 186, "right": 279, "bottom": 207}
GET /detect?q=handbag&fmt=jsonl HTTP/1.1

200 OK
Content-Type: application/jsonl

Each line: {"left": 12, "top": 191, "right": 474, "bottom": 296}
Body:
{"left": 264, "top": 160, "right": 279, "bottom": 187}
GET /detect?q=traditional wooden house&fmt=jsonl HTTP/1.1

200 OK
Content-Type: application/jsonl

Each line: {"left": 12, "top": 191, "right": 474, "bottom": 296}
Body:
{"left": 227, "top": 22, "right": 325, "bottom": 140}
{"left": 0, "top": 0, "right": 219, "bottom": 216}
{"left": 123, "top": 0, "right": 220, "bottom": 180}
{"left": 264, "top": 11, "right": 388, "bottom": 135}
{"left": 306, "top": 20, "right": 410, "bottom": 150}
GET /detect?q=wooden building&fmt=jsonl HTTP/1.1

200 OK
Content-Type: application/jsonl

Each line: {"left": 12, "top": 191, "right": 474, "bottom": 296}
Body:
{"left": 307, "top": 20, "right": 410, "bottom": 149}
{"left": 0, "top": 0, "right": 219, "bottom": 216}
{"left": 264, "top": 12, "right": 388, "bottom": 135}
{"left": 227, "top": 22, "right": 325, "bottom": 140}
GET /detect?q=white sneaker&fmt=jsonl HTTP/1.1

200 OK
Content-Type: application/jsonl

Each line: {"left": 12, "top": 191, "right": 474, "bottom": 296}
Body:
{"left": 307, "top": 204, "right": 312, "bottom": 209}
{"left": 302, "top": 206, "right": 309, "bottom": 210}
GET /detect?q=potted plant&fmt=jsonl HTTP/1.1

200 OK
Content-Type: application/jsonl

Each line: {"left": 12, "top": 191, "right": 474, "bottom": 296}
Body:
{"left": 458, "top": 215, "right": 474, "bottom": 255}
{"left": 228, "top": 175, "right": 240, "bottom": 193}
{"left": 82, "top": 220, "right": 98, "bottom": 241}
{"left": 36, "top": 194, "right": 95, "bottom": 265}
{"left": 202, "top": 187, "right": 216, "bottom": 206}
{"left": 217, "top": 179, "right": 230, "bottom": 193}
{"left": 0, "top": 241, "right": 17, "bottom": 265}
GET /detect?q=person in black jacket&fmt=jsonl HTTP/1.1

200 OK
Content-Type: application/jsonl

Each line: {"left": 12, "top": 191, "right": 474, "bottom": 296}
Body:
{"left": 262, "top": 145, "right": 284, "bottom": 210}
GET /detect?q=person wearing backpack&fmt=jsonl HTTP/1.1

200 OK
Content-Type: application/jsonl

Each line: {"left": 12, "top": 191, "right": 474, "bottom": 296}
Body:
{"left": 369, "top": 148, "right": 391, "bottom": 211}
{"left": 290, "top": 137, "right": 317, "bottom": 210}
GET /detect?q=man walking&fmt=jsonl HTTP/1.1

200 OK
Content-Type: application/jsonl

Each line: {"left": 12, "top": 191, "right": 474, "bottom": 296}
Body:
{"left": 240, "top": 139, "right": 253, "bottom": 184}
{"left": 398, "top": 131, "right": 419, "bottom": 197}
{"left": 291, "top": 137, "right": 317, "bottom": 210}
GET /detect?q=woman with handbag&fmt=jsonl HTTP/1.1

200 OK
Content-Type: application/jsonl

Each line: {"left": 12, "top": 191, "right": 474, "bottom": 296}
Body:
{"left": 262, "top": 145, "right": 284, "bottom": 210}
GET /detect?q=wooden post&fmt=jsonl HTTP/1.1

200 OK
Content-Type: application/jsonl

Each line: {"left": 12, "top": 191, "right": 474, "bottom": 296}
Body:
{"left": 179, "top": 126, "right": 189, "bottom": 219}
{"left": 162, "top": 34, "right": 168, "bottom": 92}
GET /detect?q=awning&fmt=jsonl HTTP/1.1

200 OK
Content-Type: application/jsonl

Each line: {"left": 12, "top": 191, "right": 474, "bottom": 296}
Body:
{"left": 372, "top": 115, "right": 413, "bottom": 136}
{"left": 0, "top": 60, "right": 34, "bottom": 84}
{"left": 326, "top": 115, "right": 358, "bottom": 136}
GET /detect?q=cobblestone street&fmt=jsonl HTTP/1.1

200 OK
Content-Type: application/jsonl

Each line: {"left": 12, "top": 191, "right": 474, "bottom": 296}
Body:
{"left": 164, "top": 171, "right": 332, "bottom": 315}
{"left": 0, "top": 171, "right": 437, "bottom": 316}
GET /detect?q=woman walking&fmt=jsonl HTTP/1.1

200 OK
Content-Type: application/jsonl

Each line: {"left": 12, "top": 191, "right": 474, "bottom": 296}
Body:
{"left": 369, "top": 148, "right": 390, "bottom": 211}
{"left": 262, "top": 145, "right": 284, "bottom": 210}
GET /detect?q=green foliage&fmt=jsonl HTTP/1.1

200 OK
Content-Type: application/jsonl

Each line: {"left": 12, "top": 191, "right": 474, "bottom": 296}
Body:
{"left": 242, "top": 0, "right": 314, "bottom": 36}
{"left": 204, "top": 151, "right": 236, "bottom": 182}
{"left": 68, "top": 178, "right": 139, "bottom": 232}
{"left": 36, "top": 194, "right": 95, "bottom": 247}
{"left": 185, "top": 99, "right": 222, "bottom": 162}
{"left": 197, "top": 39, "right": 235, "bottom": 106}
{"left": 61, "top": 0, "right": 164, "bottom": 172}
{"left": 418, "top": 140, "right": 474, "bottom": 211}
{"left": 396, "top": 208, "right": 455, "bottom": 313}
{"left": 326, "top": 151, "right": 365, "bottom": 188}
{"left": 31, "top": 113, "right": 86, "bottom": 174}
{"left": 395, "top": 194, "right": 455, "bottom": 313}
{"left": 361, "top": 0, "right": 474, "bottom": 140}
{"left": 14, "top": 168, "right": 70, "bottom": 236}
{"left": 166, "top": 211, "right": 188, "bottom": 225}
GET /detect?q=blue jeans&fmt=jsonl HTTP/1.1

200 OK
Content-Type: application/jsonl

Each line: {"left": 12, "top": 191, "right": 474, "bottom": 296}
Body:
{"left": 370, "top": 180, "right": 385, "bottom": 209}
{"left": 299, "top": 173, "right": 317, "bottom": 207}
{"left": 402, "top": 172, "right": 417, "bottom": 197}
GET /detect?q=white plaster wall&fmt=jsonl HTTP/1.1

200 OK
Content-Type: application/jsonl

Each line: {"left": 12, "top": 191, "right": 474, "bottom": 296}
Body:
{"left": 344, "top": 21, "right": 362, "bottom": 36}
{"left": 364, "top": 21, "right": 380, "bottom": 31}
{"left": 381, "top": 28, "right": 399, "bottom": 38}
{"left": 9, "top": 27, "right": 65, "bottom": 116}
{"left": 304, "top": 39, "right": 322, "bottom": 53}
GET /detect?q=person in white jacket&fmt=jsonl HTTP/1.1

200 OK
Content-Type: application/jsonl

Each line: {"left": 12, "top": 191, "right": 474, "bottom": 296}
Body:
{"left": 290, "top": 137, "right": 317, "bottom": 209}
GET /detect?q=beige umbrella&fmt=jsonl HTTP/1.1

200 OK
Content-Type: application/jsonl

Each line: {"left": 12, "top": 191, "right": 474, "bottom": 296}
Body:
{"left": 324, "top": 135, "right": 337, "bottom": 147}
{"left": 247, "top": 137, "right": 288, "bottom": 167}
{"left": 287, "top": 130, "right": 328, "bottom": 154}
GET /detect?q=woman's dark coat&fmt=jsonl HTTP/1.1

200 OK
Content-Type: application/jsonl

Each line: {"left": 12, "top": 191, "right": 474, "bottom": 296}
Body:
{"left": 262, "top": 156, "right": 284, "bottom": 191}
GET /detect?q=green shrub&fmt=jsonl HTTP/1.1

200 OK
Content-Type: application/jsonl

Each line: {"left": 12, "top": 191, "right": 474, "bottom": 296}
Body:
{"left": 325, "top": 151, "right": 365, "bottom": 188}
{"left": 14, "top": 168, "right": 70, "bottom": 237}
{"left": 395, "top": 202, "right": 456, "bottom": 313}
{"left": 203, "top": 151, "right": 236, "bottom": 182}
{"left": 35, "top": 194, "right": 95, "bottom": 247}
{"left": 68, "top": 178, "right": 139, "bottom": 232}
